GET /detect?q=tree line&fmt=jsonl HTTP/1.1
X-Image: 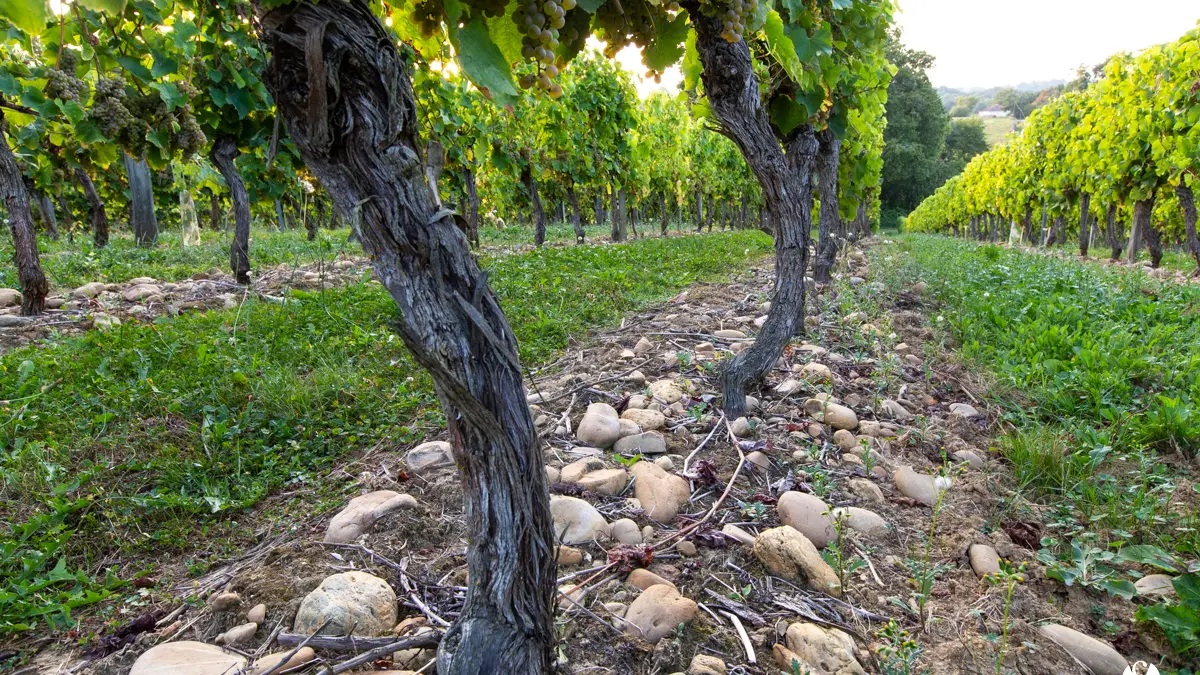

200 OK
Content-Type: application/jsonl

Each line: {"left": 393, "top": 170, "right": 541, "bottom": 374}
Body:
{"left": 906, "top": 23, "right": 1200, "bottom": 273}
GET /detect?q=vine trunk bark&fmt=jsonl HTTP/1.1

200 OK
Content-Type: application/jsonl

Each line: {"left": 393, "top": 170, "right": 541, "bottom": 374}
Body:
{"left": 1, "top": 114, "right": 48, "bottom": 315}
{"left": 463, "top": 168, "right": 481, "bottom": 247}
{"left": 260, "top": 4, "right": 555, "bottom": 672}
{"left": 1105, "top": 203, "right": 1121, "bottom": 260}
{"left": 522, "top": 165, "right": 546, "bottom": 248}
{"left": 566, "top": 183, "right": 585, "bottom": 244}
{"left": 123, "top": 153, "right": 159, "bottom": 247}
{"left": 686, "top": 2, "right": 818, "bottom": 418}
{"left": 211, "top": 135, "right": 252, "bottom": 284}
{"left": 811, "top": 128, "right": 840, "bottom": 283}
{"left": 1175, "top": 184, "right": 1200, "bottom": 274}
{"left": 1078, "top": 193, "right": 1091, "bottom": 257}
{"left": 76, "top": 168, "right": 109, "bottom": 248}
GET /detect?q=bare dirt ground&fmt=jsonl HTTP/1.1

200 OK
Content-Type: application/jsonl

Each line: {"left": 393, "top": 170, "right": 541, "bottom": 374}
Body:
{"left": 20, "top": 240, "right": 1170, "bottom": 675}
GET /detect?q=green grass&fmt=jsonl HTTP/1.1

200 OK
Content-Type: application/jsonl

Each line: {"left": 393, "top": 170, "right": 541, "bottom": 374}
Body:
{"left": 978, "top": 116, "right": 1017, "bottom": 147}
{"left": 1, "top": 227, "right": 358, "bottom": 291}
{"left": 0, "top": 230, "right": 772, "bottom": 635}
{"left": 875, "top": 236, "right": 1200, "bottom": 553}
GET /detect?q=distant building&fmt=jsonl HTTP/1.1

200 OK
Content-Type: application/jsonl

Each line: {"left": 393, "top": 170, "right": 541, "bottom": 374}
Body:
{"left": 978, "top": 104, "right": 1010, "bottom": 118}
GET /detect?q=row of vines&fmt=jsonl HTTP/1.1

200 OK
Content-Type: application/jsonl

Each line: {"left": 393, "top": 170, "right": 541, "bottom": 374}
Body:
{"left": 0, "top": 0, "right": 897, "bottom": 668}
{"left": 904, "top": 24, "right": 1199, "bottom": 271}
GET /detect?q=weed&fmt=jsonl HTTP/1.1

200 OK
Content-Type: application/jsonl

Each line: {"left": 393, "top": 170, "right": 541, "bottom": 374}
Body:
{"left": 876, "top": 619, "right": 924, "bottom": 675}
{"left": 987, "top": 560, "right": 1028, "bottom": 674}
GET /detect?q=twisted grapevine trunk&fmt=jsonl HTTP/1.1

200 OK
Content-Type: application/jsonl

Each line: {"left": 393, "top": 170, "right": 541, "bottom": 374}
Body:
{"left": 260, "top": 3, "right": 555, "bottom": 672}
{"left": 521, "top": 166, "right": 546, "bottom": 247}
{"left": 1078, "top": 193, "right": 1091, "bottom": 257}
{"left": 1106, "top": 203, "right": 1121, "bottom": 260}
{"left": 75, "top": 168, "right": 109, "bottom": 248}
{"left": 464, "top": 168, "right": 481, "bottom": 247}
{"left": 1176, "top": 184, "right": 1199, "bottom": 274}
{"left": 811, "top": 128, "right": 840, "bottom": 282}
{"left": 123, "top": 153, "right": 159, "bottom": 247}
{"left": 686, "top": 2, "right": 818, "bottom": 418}
{"left": 1, "top": 115, "right": 48, "bottom": 315}
{"left": 1135, "top": 197, "right": 1162, "bottom": 268}
{"left": 210, "top": 135, "right": 252, "bottom": 284}
{"left": 567, "top": 183, "right": 585, "bottom": 244}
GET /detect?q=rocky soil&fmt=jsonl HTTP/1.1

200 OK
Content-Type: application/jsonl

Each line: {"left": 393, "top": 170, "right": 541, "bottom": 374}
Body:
{"left": 0, "top": 257, "right": 370, "bottom": 355}
{"left": 24, "top": 241, "right": 1172, "bottom": 675}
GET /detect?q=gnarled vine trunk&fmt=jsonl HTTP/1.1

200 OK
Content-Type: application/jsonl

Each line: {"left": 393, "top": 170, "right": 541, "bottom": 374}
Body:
{"left": 208, "top": 189, "right": 221, "bottom": 230}
{"left": 1, "top": 115, "right": 48, "bottom": 315}
{"left": 1078, "top": 193, "right": 1091, "bottom": 257}
{"left": 123, "top": 153, "right": 159, "bottom": 247}
{"left": 1106, "top": 203, "right": 1121, "bottom": 260}
{"left": 686, "top": 3, "right": 818, "bottom": 418}
{"left": 660, "top": 194, "right": 668, "bottom": 236}
{"left": 593, "top": 193, "right": 605, "bottom": 227}
{"left": 56, "top": 192, "right": 73, "bottom": 242}
{"left": 811, "top": 128, "right": 840, "bottom": 283}
{"left": 260, "top": 3, "right": 555, "bottom": 672}
{"left": 76, "top": 168, "right": 109, "bottom": 248}
{"left": 211, "top": 135, "right": 252, "bottom": 284}
{"left": 613, "top": 184, "right": 627, "bottom": 241}
{"left": 566, "top": 183, "right": 584, "bottom": 244}
{"left": 1133, "top": 197, "right": 1161, "bottom": 267}
{"left": 30, "top": 186, "right": 59, "bottom": 240}
{"left": 1175, "top": 184, "right": 1199, "bottom": 274}
{"left": 463, "top": 168, "right": 481, "bottom": 247}
{"left": 695, "top": 188, "right": 704, "bottom": 232}
{"left": 521, "top": 165, "right": 546, "bottom": 248}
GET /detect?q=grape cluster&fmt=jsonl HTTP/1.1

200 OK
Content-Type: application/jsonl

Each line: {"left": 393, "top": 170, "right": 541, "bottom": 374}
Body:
{"left": 512, "top": 0, "right": 578, "bottom": 97}
{"left": 594, "top": 0, "right": 680, "bottom": 81}
{"left": 87, "top": 74, "right": 205, "bottom": 158}
{"left": 44, "top": 51, "right": 88, "bottom": 103}
{"left": 462, "top": 0, "right": 507, "bottom": 18}
{"left": 411, "top": 0, "right": 444, "bottom": 38}
{"left": 716, "top": 0, "right": 757, "bottom": 43}
{"left": 89, "top": 76, "right": 136, "bottom": 138}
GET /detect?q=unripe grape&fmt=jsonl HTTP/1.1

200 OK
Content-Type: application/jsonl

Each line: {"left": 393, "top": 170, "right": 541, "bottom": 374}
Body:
{"left": 561, "top": 0, "right": 576, "bottom": 9}
{"left": 548, "top": 83, "right": 563, "bottom": 98}
{"left": 551, "top": 15, "right": 564, "bottom": 28}
{"left": 522, "top": 43, "right": 536, "bottom": 58}
{"left": 542, "top": 1, "right": 556, "bottom": 14}
{"left": 527, "top": 24, "right": 541, "bottom": 37}
{"left": 519, "top": 74, "right": 535, "bottom": 89}
{"left": 539, "top": 74, "right": 551, "bottom": 89}
{"left": 546, "top": 64, "right": 559, "bottom": 77}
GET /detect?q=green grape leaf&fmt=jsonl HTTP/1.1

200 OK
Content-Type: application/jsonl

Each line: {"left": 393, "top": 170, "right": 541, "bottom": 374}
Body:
{"left": 172, "top": 20, "right": 200, "bottom": 51}
{"left": 831, "top": 0, "right": 852, "bottom": 9}
{"left": 147, "top": 127, "right": 170, "bottom": 149}
{"left": 116, "top": 55, "right": 153, "bottom": 83}
{"left": 644, "top": 10, "right": 688, "bottom": 72}
{"left": 1096, "top": 578, "right": 1136, "bottom": 600}
{"left": 769, "top": 95, "right": 809, "bottom": 135}
{"left": 56, "top": 99, "right": 86, "bottom": 124}
{"left": 577, "top": 0, "right": 605, "bottom": 13}
{"left": 0, "top": 0, "right": 48, "bottom": 36}
{"left": 150, "top": 50, "right": 178, "bottom": 78}
{"left": 489, "top": 4, "right": 524, "bottom": 66}
{"left": 0, "top": 69, "right": 20, "bottom": 97}
{"left": 76, "top": 0, "right": 127, "bottom": 13}
{"left": 73, "top": 119, "right": 106, "bottom": 144}
{"left": 450, "top": 16, "right": 518, "bottom": 107}
{"left": 763, "top": 10, "right": 803, "bottom": 83}
{"left": 682, "top": 28, "right": 701, "bottom": 92}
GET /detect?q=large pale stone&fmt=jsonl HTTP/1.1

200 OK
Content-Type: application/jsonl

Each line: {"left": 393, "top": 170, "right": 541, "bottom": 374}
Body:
{"left": 831, "top": 507, "right": 888, "bottom": 536}
{"left": 968, "top": 544, "right": 1001, "bottom": 578}
{"left": 804, "top": 399, "right": 858, "bottom": 430}
{"left": 561, "top": 457, "right": 607, "bottom": 483}
{"left": 777, "top": 492, "right": 836, "bottom": 548}
{"left": 649, "top": 379, "right": 684, "bottom": 403}
{"left": 893, "top": 466, "right": 944, "bottom": 506}
{"left": 73, "top": 282, "right": 105, "bottom": 299}
{"left": 123, "top": 284, "right": 162, "bottom": 302}
{"left": 0, "top": 288, "right": 21, "bottom": 307}
{"left": 405, "top": 441, "right": 454, "bottom": 473}
{"left": 1134, "top": 574, "right": 1176, "bottom": 598}
{"left": 614, "top": 431, "right": 667, "bottom": 455}
{"left": 800, "top": 362, "right": 834, "bottom": 384}
{"left": 324, "top": 491, "right": 418, "bottom": 543}
{"left": 577, "top": 404, "right": 622, "bottom": 448}
{"left": 623, "top": 584, "right": 698, "bottom": 644}
{"left": 784, "top": 622, "right": 865, "bottom": 675}
{"left": 250, "top": 647, "right": 315, "bottom": 675}
{"left": 550, "top": 496, "right": 610, "bottom": 544}
{"left": 577, "top": 468, "right": 630, "bottom": 495}
{"left": 630, "top": 461, "right": 689, "bottom": 522}
{"left": 130, "top": 642, "right": 246, "bottom": 675}
{"left": 621, "top": 408, "right": 666, "bottom": 431}
{"left": 752, "top": 526, "right": 841, "bottom": 596}
{"left": 294, "top": 571, "right": 397, "bottom": 636}
{"left": 1039, "top": 624, "right": 1129, "bottom": 675}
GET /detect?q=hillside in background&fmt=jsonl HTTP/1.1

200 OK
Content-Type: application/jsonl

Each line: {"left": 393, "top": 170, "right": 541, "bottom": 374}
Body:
{"left": 936, "top": 80, "right": 1065, "bottom": 110}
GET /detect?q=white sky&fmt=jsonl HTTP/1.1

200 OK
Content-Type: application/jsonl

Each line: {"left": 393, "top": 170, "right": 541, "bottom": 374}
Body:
{"left": 895, "top": 1, "right": 1200, "bottom": 89}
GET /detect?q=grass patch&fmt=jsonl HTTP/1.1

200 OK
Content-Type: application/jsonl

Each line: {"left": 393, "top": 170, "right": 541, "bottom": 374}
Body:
{"left": 875, "top": 236, "right": 1200, "bottom": 552}
{"left": 0, "top": 230, "right": 771, "bottom": 635}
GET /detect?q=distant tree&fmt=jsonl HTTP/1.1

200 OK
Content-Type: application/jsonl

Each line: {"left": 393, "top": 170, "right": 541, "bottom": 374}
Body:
{"left": 881, "top": 30, "right": 948, "bottom": 222}
{"left": 940, "top": 119, "right": 989, "bottom": 176}
{"left": 948, "top": 95, "right": 978, "bottom": 118}
{"left": 995, "top": 88, "right": 1040, "bottom": 119}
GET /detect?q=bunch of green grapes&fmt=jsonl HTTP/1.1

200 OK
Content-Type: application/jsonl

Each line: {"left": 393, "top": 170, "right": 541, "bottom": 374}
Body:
{"left": 411, "top": 0, "right": 444, "bottom": 38}
{"left": 716, "top": 0, "right": 758, "bottom": 43}
{"left": 512, "top": 0, "right": 577, "bottom": 97}
{"left": 594, "top": 0, "right": 683, "bottom": 81}
{"left": 44, "top": 50, "right": 88, "bottom": 103}
{"left": 461, "top": 0, "right": 507, "bottom": 18}
{"left": 88, "top": 75, "right": 136, "bottom": 139}
{"left": 172, "top": 81, "right": 207, "bottom": 158}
